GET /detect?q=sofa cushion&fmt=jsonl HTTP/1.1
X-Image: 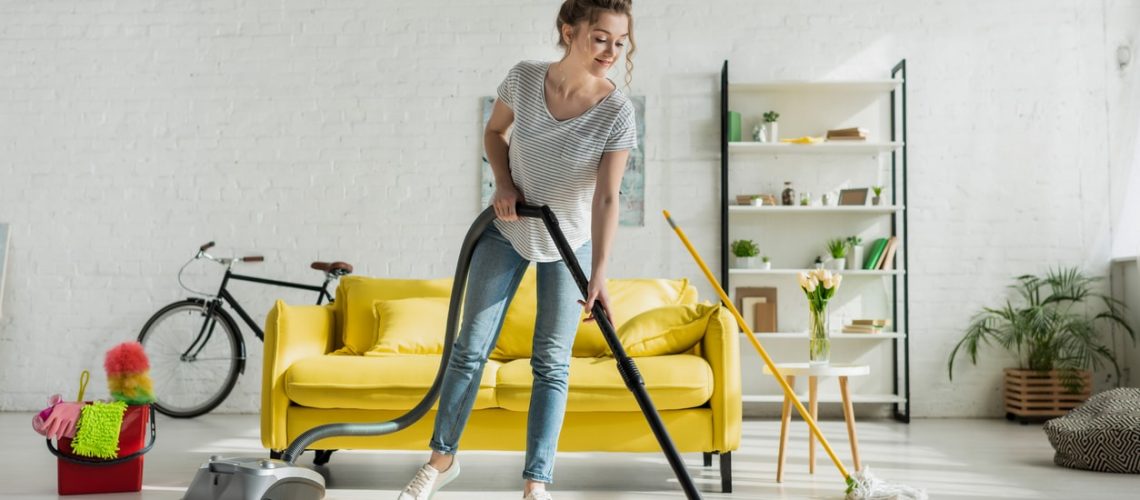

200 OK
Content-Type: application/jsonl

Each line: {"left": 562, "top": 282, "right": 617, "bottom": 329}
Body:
{"left": 491, "top": 275, "right": 698, "bottom": 360}
{"left": 285, "top": 354, "right": 499, "bottom": 410}
{"left": 335, "top": 276, "right": 453, "bottom": 355}
{"left": 608, "top": 303, "right": 718, "bottom": 357}
{"left": 368, "top": 297, "right": 449, "bottom": 355}
{"left": 496, "top": 355, "right": 713, "bottom": 412}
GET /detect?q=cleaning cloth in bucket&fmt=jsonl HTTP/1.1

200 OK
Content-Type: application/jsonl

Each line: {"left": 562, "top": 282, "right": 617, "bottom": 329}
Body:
{"left": 70, "top": 400, "right": 127, "bottom": 459}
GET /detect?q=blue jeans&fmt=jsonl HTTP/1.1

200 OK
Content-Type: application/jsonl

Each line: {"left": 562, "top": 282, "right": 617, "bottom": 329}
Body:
{"left": 429, "top": 223, "right": 591, "bottom": 484}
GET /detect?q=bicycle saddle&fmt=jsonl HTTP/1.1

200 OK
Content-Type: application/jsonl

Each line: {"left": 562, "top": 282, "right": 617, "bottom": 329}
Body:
{"left": 311, "top": 261, "right": 353, "bottom": 276}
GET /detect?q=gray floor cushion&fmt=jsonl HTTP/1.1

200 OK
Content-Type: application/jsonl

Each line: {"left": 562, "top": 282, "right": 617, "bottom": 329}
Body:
{"left": 1044, "top": 387, "right": 1140, "bottom": 473}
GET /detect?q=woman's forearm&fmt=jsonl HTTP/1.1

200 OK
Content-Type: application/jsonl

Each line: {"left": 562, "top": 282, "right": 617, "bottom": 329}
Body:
{"left": 484, "top": 130, "right": 513, "bottom": 186}
{"left": 591, "top": 194, "right": 620, "bottom": 280}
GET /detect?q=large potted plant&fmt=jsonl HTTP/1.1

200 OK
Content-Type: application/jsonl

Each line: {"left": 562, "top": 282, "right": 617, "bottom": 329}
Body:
{"left": 948, "top": 267, "right": 1134, "bottom": 421}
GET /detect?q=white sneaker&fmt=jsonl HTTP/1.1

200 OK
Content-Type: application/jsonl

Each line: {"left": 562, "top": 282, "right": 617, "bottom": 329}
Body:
{"left": 397, "top": 460, "right": 460, "bottom": 500}
{"left": 523, "top": 490, "right": 553, "bottom": 500}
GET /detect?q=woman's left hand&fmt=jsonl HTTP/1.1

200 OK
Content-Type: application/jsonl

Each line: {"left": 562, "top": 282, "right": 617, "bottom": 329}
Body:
{"left": 578, "top": 278, "right": 613, "bottom": 324}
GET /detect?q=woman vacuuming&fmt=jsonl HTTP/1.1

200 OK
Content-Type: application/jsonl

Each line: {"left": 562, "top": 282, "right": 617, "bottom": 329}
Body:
{"left": 398, "top": 1, "right": 638, "bottom": 499}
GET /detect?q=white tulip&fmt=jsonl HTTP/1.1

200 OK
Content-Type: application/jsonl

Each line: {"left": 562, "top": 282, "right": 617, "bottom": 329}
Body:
{"left": 822, "top": 276, "right": 834, "bottom": 289}
{"left": 805, "top": 279, "right": 817, "bottom": 293}
{"left": 833, "top": 274, "right": 843, "bottom": 289}
{"left": 798, "top": 272, "right": 810, "bottom": 289}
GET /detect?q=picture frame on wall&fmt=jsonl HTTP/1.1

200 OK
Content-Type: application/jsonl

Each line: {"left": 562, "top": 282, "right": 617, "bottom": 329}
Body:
{"left": 838, "top": 188, "right": 870, "bottom": 206}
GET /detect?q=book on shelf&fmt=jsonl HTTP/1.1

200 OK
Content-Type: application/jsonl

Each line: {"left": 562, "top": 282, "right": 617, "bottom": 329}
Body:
{"left": 878, "top": 236, "right": 900, "bottom": 270}
{"left": 843, "top": 319, "right": 889, "bottom": 334}
{"left": 826, "top": 127, "right": 868, "bottom": 141}
{"left": 863, "top": 238, "right": 889, "bottom": 269}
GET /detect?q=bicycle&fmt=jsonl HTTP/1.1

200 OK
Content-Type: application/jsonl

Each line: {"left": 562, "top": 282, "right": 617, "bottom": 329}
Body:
{"left": 137, "top": 241, "right": 353, "bottom": 418}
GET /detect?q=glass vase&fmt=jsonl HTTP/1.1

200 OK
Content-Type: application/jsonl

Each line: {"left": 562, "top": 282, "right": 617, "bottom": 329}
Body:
{"left": 808, "top": 302, "right": 830, "bottom": 366}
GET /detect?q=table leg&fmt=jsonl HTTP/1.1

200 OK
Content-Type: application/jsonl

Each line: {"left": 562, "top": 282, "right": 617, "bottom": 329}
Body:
{"left": 808, "top": 376, "right": 818, "bottom": 474}
{"left": 839, "top": 376, "right": 860, "bottom": 471}
{"left": 776, "top": 375, "right": 794, "bottom": 483}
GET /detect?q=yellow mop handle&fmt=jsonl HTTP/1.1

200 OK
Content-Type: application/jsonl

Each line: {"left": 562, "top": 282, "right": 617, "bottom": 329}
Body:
{"left": 663, "top": 210, "right": 851, "bottom": 481}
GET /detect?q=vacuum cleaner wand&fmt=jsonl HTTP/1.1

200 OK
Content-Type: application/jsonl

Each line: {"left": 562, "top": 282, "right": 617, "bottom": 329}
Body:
{"left": 517, "top": 204, "right": 702, "bottom": 500}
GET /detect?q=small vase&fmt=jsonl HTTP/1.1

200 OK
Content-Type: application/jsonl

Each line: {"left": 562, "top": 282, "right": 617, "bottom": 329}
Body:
{"left": 761, "top": 261, "right": 772, "bottom": 270}
{"left": 808, "top": 302, "right": 830, "bottom": 366}
{"left": 872, "top": 196, "right": 882, "bottom": 206}
{"left": 768, "top": 122, "right": 779, "bottom": 142}
{"left": 846, "top": 245, "right": 863, "bottom": 270}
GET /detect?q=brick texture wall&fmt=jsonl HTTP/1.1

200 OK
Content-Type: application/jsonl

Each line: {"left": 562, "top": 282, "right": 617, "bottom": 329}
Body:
{"left": 1, "top": 0, "right": 1136, "bottom": 416}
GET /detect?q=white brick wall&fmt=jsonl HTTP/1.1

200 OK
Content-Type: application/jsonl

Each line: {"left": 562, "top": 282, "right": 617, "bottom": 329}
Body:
{"left": 1, "top": 0, "right": 1137, "bottom": 417}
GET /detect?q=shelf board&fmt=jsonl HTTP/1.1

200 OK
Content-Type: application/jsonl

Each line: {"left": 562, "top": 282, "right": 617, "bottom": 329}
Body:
{"left": 742, "top": 332, "right": 906, "bottom": 340}
{"left": 729, "top": 205, "right": 903, "bottom": 214}
{"left": 743, "top": 394, "right": 906, "bottom": 404}
{"left": 729, "top": 141, "right": 904, "bottom": 155}
{"left": 729, "top": 268, "right": 904, "bottom": 276}
{"left": 728, "top": 79, "right": 903, "bottom": 93}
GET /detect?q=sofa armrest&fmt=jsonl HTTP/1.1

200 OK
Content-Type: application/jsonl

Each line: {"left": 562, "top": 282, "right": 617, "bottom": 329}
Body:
{"left": 701, "top": 306, "right": 741, "bottom": 452}
{"left": 261, "top": 300, "right": 336, "bottom": 450}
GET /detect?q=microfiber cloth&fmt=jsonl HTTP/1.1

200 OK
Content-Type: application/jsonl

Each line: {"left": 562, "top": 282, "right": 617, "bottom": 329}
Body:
{"left": 70, "top": 400, "right": 127, "bottom": 459}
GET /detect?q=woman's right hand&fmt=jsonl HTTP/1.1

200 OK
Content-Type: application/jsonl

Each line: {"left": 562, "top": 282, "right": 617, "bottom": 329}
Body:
{"left": 492, "top": 185, "right": 524, "bottom": 221}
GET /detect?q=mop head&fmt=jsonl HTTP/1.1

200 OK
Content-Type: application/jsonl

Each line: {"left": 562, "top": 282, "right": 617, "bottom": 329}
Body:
{"left": 845, "top": 467, "right": 928, "bottom": 500}
{"left": 105, "top": 341, "right": 155, "bottom": 404}
{"left": 70, "top": 400, "right": 127, "bottom": 459}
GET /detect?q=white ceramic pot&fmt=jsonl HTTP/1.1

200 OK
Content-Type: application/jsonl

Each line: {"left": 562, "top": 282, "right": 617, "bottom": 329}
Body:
{"left": 846, "top": 245, "right": 864, "bottom": 270}
{"left": 733, "top": 256, "right": 758, "bottom": 269}
{"left": 768, "top": 122, "right": 779, "bottom": 142}
{"left": 761, "top": 261, "right": 772, "bottom": 270}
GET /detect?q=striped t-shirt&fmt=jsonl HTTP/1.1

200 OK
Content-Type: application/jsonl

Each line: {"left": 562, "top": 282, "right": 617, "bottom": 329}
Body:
{"left": 493, "top": 60, "right": 638, "bottom": 262}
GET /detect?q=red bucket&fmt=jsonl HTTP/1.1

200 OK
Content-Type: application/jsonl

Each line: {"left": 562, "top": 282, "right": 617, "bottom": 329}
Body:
{"left": 52, "top": 404, "right": 154, "bottom": 495}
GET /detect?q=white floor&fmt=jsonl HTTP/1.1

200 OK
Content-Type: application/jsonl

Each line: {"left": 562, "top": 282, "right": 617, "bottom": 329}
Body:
{"left": 3, "top": 412, "right": 1135, "bottom": 499}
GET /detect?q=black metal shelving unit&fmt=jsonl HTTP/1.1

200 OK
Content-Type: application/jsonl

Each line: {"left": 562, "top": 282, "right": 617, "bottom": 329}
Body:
{"left": 719, "top": 59, "right": 911, "bottom": 423}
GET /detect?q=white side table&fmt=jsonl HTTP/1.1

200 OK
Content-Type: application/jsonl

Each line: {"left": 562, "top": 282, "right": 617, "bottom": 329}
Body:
{"left": 762, "top": 363, "right": 870, "bottom": 482}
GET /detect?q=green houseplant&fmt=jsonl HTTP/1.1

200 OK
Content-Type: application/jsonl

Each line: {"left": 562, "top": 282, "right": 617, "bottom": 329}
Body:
{"left": 730, "top": 239, "right": 760, "bottom": 269}
{"left": 948, "top": 267, "right": 1134, "bottom": 417}
{"left": 763, "top": 110, "right": 780, "bottom": 142}
{"left": 826, "top": 238, "right": 847, "bottom": 270}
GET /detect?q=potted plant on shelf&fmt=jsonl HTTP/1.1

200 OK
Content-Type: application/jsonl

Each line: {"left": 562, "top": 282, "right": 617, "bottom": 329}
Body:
{"left": 845, "top": 236, "right": 863, "bottom": 270}
{"left": 763, "top": 110, "right": 780, "bottom": 142}
{"left": 730, "top": 239, "right": 760, "bottom": 269}
{"left": 825, "top": 238, "right": 847, "bottom": 270}
{"left": 871, "top": 185, "right": 884, "bottom": 205}
{"left": 761, "top": 255, "right": 771, "bottom": 270}
{"left": 947, "top": 267, "right": 1135, "bottom": 422}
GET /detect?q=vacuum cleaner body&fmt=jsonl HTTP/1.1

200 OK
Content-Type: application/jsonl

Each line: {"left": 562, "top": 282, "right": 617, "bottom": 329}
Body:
{"left": 182, "top": 456, "right": 324, "bottom": 500}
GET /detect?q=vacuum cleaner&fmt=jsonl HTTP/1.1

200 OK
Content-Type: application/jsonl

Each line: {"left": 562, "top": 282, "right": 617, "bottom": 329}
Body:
{"left": 183, "top": 204, "right": 703, "bottom": 500}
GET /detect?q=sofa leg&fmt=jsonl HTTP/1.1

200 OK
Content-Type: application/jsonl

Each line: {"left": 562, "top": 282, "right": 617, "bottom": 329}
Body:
{"left": 703, "top": 452, "right": 713, "bottom": 467}
{"left": 720, "top": 451, "right": 732, "bottom": 493}
{"left": 313, "top": 449, "right": 335, "bottom": 466}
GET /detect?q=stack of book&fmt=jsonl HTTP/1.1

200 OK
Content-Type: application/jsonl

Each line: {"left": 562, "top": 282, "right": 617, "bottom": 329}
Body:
{"left": 843, "top": 319, "right": 889, "bottom": 334}
{"left": 862, "top": 236, "right": 899, "bottom": 270}
{"left": 826, "top": 127, "right": 869, "bottom": 141}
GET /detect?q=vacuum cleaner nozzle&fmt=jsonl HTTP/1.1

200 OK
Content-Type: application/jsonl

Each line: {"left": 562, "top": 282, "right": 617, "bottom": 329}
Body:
{"left": 182, "top": 456, "right": 324, "bottom": 500}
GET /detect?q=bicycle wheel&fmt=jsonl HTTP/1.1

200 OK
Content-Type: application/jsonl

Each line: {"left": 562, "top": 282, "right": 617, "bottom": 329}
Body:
{"left": 138, "top": 299, "right": 243, "bottom": 418}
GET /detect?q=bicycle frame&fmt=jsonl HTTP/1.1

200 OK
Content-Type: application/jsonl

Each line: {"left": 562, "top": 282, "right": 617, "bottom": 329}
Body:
{"left": 211, "top": 268, "right": 334, "bottom": 341}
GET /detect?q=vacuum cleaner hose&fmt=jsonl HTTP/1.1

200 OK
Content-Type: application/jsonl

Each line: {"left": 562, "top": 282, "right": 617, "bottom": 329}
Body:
{"left": 280, "top": 206, "right": 499, "bottom": 463}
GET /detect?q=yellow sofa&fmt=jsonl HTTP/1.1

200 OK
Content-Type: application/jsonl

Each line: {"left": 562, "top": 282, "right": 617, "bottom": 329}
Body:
{"left": 261, "top": 271, "right": 741, "bottom": 492}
